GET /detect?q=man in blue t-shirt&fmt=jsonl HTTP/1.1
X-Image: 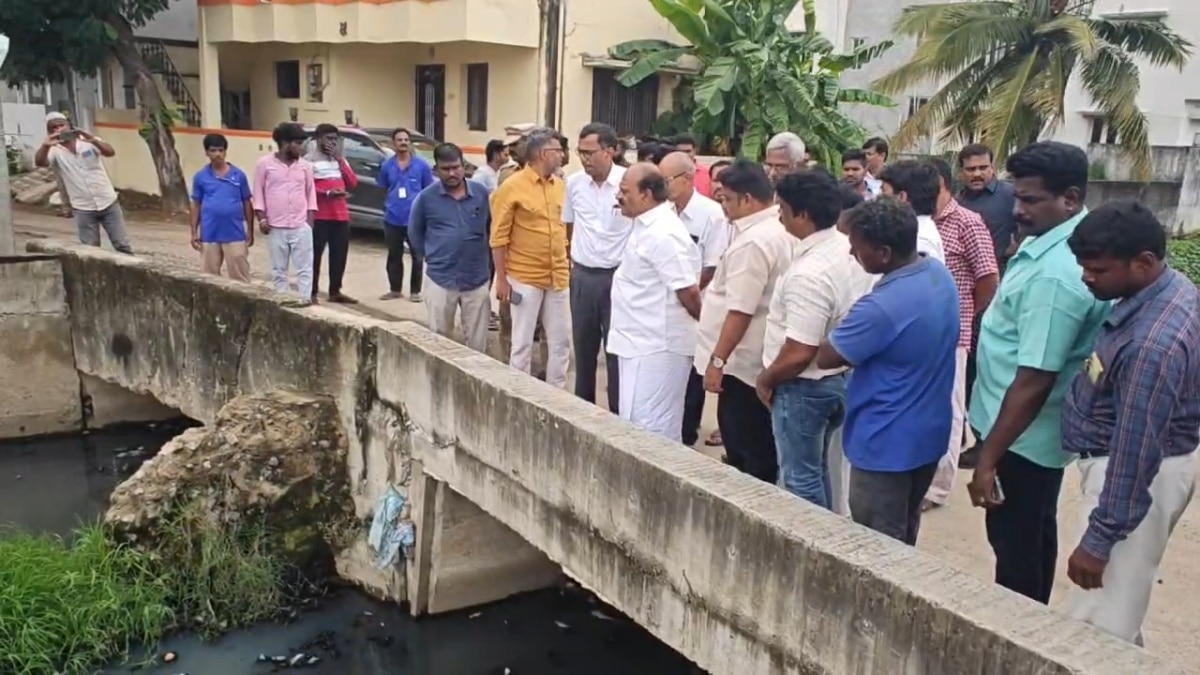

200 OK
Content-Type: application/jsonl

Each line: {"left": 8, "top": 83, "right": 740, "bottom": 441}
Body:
{"left": 189, "top": 133, "right": 254, "bottom": 281}
{"left": 815, "top": 197, "right": 960, "bottom": 545}
{"left": 378, "top": 127, "right": 435, "bottom": 302}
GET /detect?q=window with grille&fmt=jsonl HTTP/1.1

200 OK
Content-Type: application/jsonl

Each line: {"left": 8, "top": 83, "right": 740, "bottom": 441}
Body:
{"left": 590, "top": 69, "right": 659, "bottom": 138}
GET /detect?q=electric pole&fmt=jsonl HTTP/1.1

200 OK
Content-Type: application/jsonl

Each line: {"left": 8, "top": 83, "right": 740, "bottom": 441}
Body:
{"left": 0, "top": 35, "right": 13, "bottom": 256}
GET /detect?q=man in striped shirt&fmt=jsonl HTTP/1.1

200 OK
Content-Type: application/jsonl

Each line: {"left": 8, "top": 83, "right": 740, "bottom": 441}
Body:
{"left": 1060, "top": 200, "right": 1200, "bottom": 644}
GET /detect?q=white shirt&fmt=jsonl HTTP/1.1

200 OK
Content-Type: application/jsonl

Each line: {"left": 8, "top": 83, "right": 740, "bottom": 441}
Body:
{"left": 608, "top": 202, "right": 702, "bottom": 358}
{"left": 762, "top": 229, "right": 876, "bottom": 379}
{"left": 693, "top": 204, "right": 797, "bottom": 385}
{"left": 675, "top": 190, "right": 730, "bottom": 269}
{"left": 472, "top": 164, "right": 498, "bottom": 193}
{"left": 916, "top": 215, "right": 945, "bottom": 262}
{"left": 563, "top": 165, "right": 631, "bottom": 268}
{"left": 48, "top": 141, "right": 118, "bottom": 211}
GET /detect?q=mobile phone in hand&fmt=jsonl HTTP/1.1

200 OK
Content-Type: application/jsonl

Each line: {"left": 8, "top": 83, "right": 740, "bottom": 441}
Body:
{"left": 59, "top": 129, "right": 79, "bottom": 143}
{"left": 510, "top": 291, "right": 523, "bottom": 306}
{"left": 992, "top": 475, "right": 1006, "bottom": 503}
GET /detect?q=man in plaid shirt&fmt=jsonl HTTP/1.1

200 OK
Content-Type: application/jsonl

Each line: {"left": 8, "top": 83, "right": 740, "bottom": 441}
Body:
{"left": 923, "top": 159, "right": 999, "bottom": 511}
{"left": 1060, "top": 200, "right": 1200, "bottom": 644}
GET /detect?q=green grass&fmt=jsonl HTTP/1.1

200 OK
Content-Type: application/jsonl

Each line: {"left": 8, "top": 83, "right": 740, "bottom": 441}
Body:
{"left": 0, "top": 504, "right": 289, "bottom": 674}
{"left": 1168, "top": 238, "right": 1200, "bottom": 284}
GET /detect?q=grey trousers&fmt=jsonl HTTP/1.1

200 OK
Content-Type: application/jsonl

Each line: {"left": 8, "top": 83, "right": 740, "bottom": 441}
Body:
{"left": 849, "top": 461, "right": 938, "bottom": 546}
{"left": 569, "top": 263, "right": 619, "bottom": 412}
{"left": 75, "top": 202, "right": 133, "bottom": 253}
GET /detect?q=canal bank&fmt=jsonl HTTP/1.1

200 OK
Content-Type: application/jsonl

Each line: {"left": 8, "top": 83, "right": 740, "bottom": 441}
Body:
{"left": 0, "top": 426, "right": 704, "bottom": 675}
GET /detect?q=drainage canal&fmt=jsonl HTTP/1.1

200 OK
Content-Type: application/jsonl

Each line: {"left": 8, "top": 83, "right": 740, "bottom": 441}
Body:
{"left": 0, "top": 424, "right": 705, "bottom": 675}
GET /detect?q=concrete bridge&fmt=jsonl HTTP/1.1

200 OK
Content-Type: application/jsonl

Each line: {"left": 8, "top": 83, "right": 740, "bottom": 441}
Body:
{"left": 1, "top": 242, "right": 1185, "bottom": 675}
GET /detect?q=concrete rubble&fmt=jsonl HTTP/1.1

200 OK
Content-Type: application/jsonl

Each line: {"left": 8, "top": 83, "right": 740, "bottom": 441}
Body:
{"left": 10, "top": 167, "right": 60, "bottom": 206}
{"left": 105, "top": 389, "right": 360, "bottom": 579}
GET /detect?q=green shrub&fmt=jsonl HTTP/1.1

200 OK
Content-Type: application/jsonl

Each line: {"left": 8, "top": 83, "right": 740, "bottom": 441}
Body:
{"left": 0, "top": 505, "right": 288, "bottom": 674}
{"left": 1168, "top": 239, "right": 1200, "bottom": 284}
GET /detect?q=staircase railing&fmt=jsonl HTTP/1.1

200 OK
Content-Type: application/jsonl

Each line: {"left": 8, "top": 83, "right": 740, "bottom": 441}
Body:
{"left": 136, "top": 39, "right": 202, "bottom": 127}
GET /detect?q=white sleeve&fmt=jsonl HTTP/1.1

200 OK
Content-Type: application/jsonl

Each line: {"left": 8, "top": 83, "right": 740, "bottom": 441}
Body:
{"left": 699, "top": 213, "right": 731, "bottom": 268}
{"left": 917, "top": 220, "right": 945, "bottom": 262}
{"left": 562, "top": 177, "right": 576, "bottom": 224}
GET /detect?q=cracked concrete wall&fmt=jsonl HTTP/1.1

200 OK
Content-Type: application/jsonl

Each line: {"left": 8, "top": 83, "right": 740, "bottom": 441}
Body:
{"left": 30, "top": 240, "right": 1188, "bottom": 675}
{"left": 0, "top": 255, "right": 83, "bottom": 439}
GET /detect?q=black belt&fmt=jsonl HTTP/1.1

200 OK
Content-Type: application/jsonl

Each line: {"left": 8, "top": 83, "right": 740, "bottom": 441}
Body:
{"left": 573, "top": 262, "right": 618, "bottom": 273}
{"left": 1077, "top": 450, "right": 1108, "bottom": 460}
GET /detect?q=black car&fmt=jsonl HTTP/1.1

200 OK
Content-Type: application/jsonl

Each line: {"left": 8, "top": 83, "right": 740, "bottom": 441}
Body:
{"left": 360, "top": 127, "right": 478, "bottom": 178}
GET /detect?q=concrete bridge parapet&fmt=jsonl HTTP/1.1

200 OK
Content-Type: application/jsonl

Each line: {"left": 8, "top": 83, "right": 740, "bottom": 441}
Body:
{"left": 14, "top": 241, "right": 1187, "bottom": 675}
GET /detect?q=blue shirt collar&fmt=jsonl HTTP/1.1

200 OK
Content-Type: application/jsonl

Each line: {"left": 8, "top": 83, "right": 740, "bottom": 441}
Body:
{"left": 877, "top": 256, "right": 932, "bottom": 288}
{"left": 1105, "top": 267, "right": 1181, "bottom": 329}
{"left": 434, "top": 179, "right": 479, "bottom": 199}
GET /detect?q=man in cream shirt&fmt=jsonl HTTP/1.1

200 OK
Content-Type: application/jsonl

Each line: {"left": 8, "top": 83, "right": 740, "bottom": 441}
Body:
{"left": 659, "top": 151, "right": 731, "bottom": 446}
{"left": 695, "top": 159, "right": 797, "bottom": 484}
{"left": 564, "top": 122, "right": 631, "bottom": 412}
{"left": 757, "top": 170, "right": 875, "bottom": 508}
{"left": 608, "top": 163, "right": 703, "bottom": 440}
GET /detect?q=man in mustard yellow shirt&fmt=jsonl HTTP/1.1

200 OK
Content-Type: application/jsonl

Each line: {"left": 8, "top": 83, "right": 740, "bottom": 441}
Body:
{"left": 490, "top": 127, "right": 572, "bottom": 387}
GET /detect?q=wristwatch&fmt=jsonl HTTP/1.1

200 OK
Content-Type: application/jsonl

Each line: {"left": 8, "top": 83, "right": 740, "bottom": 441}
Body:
{"left": 709, "top": 355, "right": 726, "bottom": 369}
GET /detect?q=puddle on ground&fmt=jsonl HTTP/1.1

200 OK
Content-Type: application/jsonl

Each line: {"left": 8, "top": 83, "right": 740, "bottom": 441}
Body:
{"left": 0, "top": 426, "right": 704, "bottom": 675}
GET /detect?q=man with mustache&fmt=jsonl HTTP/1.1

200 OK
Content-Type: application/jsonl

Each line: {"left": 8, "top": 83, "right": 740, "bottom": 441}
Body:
{"left": 966, "top": 141, "right": 1111, "bottom": 605}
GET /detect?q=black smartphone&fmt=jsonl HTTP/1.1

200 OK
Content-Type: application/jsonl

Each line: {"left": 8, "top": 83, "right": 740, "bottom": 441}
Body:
{"left": 58, "top": 129, "right": 79, "bottom": 143}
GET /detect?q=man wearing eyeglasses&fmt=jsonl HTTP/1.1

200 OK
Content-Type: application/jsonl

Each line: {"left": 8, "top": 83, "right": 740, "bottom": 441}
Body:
{"left": 490, "top": 127, "right": 572, "bottom": 388}
{"left": 561, "top": 123, "right": 630, "bottom": 412}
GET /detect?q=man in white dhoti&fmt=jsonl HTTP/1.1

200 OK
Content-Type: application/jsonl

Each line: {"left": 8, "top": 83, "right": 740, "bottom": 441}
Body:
{"left": 608, "top": 163, "right": 703, "bottom": 441}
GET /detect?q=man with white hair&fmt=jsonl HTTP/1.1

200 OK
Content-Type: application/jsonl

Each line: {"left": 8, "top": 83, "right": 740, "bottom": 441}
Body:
{"left": 35, "top": 112, "right": 133, "bottom": 253}
{"left": 763, "top": 132, "right": 807, "bottom": 186}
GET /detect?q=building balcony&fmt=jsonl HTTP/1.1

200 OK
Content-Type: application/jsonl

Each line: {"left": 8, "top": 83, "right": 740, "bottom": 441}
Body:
{"left": 198, "top": 0, "right": 540, "bottom": 48}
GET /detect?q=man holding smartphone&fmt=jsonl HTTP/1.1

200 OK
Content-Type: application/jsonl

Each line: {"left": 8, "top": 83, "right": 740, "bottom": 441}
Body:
{"left": 306, "top": 123, "right": 359, "bottom": 304}
{"left": 35, "top": 112, "right": 133, "bottom": 253}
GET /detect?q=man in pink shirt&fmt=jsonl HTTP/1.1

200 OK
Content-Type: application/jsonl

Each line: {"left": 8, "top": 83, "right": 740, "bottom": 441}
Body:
{"left": 670, "top": 134, "right": 712, "bottom": 198}
{"left": 254, "top": 122, "right": 318, "bottom": 304}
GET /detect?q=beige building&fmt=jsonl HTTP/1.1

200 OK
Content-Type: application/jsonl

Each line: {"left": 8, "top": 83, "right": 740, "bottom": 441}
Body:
{"left": 190, "top": 0, "right": 696, "bottom": 157}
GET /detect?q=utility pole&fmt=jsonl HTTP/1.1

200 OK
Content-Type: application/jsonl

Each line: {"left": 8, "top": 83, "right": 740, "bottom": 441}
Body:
{"left": 0, "top": 35, "right": 13, "bottom": 256}
{"left": 0, "top": 99, "right": 14, "bottom": 256}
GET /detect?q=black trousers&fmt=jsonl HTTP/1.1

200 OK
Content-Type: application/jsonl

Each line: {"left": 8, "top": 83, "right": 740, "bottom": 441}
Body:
{"left": 569, "top": 264, "right": 619, "bottom": 412}
{"left": 312, "top": 219, "right": 350, "bottom": 296}
{"left": 716, "top": 375, "right": 777, "bottom": 485}
{"left": 985, "top": 450, "right": 1064, "bottom": 604}
{"left": 682, "top": 368, "right": 705, "bottom": 446}
{"left": 849, "top": 462, "right": 938, "bottom": 545}
{"left": 384, "top": 225, "right": 424, "bottom": 295}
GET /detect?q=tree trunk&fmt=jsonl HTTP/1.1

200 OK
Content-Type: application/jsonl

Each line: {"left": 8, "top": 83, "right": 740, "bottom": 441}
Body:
{"left": 107, "top": 16, "right": 190, "bottom": 214}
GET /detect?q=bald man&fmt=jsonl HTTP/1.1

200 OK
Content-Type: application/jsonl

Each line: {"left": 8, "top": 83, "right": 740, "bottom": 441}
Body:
{"left": 608, "top": 163, "right": 703, "bottom": 441}
{"left": 660, "top": 151, "right": 731, "bottom": 446}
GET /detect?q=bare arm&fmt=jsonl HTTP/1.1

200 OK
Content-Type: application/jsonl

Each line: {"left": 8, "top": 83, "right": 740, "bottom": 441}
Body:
{"left": 676, "top": 286, "right": 702, "bottom": 320}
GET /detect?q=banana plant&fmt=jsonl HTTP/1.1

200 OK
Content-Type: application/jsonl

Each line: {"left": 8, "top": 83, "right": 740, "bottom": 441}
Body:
{"left": 608, "top": 0, "right": 894, "bottom": 165}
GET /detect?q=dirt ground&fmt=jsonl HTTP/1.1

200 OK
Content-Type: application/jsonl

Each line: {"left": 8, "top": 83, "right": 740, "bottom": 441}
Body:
{"left": 14, "top": 207, "right": 1199, "bottom": 670}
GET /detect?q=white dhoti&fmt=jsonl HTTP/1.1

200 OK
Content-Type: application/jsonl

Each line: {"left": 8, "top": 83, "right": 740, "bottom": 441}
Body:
{"left": 617, "top": 353, "right": 692, "bottom": 443}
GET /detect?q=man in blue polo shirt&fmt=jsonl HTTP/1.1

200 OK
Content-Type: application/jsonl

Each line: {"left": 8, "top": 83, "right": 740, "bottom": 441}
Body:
{"left": 408, "top": 143, "right": 492, "bottom": 352}
{"left": 189, "top": 133, "right": 254, "bottom": 281}
{"left": 815, "top": 197, "right": 959, "bottom": 545}
{"left": 378, "top": 127, "right": 435, "bottom": 302}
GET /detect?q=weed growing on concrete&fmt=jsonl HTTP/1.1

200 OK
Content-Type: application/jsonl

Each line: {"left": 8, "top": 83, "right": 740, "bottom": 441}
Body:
{"left": 0, "top": 502, "right": 290, "bottom": 672}
{"left": 0, "top": 525, "right": 174, "bottom": 675}
{"left": 153, "top": 500, "right": 286, "bottom": 638}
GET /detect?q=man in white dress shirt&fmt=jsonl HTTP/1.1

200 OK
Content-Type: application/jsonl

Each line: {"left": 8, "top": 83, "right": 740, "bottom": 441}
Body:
{"left": 564, "top": 123, "right": 630, "bottom": 412}
{"left": 609, "top": 163, "right": 703, "bottom": 441}
{"left": 659, "top": 151, "right": 730, "bottom": 446}
{"left": 757, "top": 170, "right": 875, "bottom": 508}
{"left": 878, "top": 161, "right": 946, "bottom": 262}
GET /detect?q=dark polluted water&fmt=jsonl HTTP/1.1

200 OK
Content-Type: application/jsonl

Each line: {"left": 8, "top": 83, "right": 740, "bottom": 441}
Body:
{"left": 0, "top": 425, "right": 705, "bottom": 675}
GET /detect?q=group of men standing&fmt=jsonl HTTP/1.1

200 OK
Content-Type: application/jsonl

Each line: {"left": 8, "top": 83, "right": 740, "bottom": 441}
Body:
{"left": 43, "top": 105, "right": 1197, "bottom": 648}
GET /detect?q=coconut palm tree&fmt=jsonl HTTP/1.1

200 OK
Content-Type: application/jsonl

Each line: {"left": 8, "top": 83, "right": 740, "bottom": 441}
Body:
{"left": 873, "top": 0, "right": 1192, "bottom": 180}
{"left": 608, "top": 0, "right": 894, "bottom": 164}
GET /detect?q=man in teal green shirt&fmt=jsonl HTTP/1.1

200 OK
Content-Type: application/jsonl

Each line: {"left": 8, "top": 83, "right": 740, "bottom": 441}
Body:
{"left": 966, "top": 141, "right": 1111, "bottom": 605}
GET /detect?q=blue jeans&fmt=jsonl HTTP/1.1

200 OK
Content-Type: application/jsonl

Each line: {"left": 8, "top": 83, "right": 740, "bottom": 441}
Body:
{"left": 771, "top": 375, "right": 847, "bottom": 509}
